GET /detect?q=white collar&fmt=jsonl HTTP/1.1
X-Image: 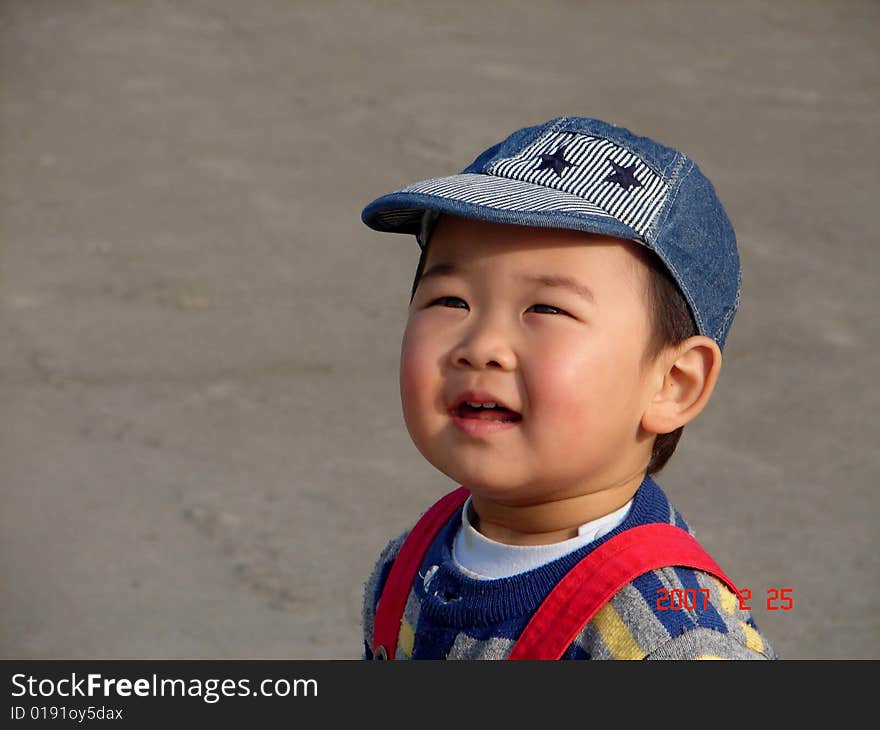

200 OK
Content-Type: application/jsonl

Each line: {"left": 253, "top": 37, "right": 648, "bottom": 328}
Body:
{"left": 452, "top": 495, "right": 633, "bottom": 580}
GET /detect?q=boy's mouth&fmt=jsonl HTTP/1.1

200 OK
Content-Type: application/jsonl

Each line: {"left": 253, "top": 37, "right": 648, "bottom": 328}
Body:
{"left": 452, "top": 399, "right": 522, "bottom": 423}
{"left": 455, "top": 402, "right": 521, "bottom": 422}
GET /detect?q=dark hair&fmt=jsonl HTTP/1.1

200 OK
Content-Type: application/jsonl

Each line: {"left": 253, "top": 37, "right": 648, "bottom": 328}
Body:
{"left": 408, "top": 230, "right": 698, "bottom": 476}
{"left": 636, "top": 247, "right": 699, "bottom": 475}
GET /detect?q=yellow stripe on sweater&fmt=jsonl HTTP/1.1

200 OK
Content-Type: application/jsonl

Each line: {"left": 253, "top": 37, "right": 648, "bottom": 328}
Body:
{"left": 398, "top": 620, "right": 415, "bottom": 658}
{"left": 594, "top": 602, "right": 645, "bottom": 660}
{"left": 740, "top": 620, "right": 764, "bottom": 654}
{"left": 715, "top": 578, "right": 738, "bottom": 615}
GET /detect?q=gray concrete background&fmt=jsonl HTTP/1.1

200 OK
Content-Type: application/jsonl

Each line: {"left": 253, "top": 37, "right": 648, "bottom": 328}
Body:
{"left": 1, "top": 0, "right": 877, "bottom": 660}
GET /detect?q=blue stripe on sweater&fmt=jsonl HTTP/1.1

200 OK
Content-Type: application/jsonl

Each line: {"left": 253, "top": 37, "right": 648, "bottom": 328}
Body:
{"left": 414, "top": 619, "right": 461, "bottom": 659}
{"left": 632, "top": 570, "right": 695, "bottom": 638}
{"left": 563, "top": 643, "right": 592, "bottom": 660}
{"left": 673, "top": 566, "right": 729, "bottom": 633}
{"left": 673, "top": 508, "right": 689, "bottom": 531}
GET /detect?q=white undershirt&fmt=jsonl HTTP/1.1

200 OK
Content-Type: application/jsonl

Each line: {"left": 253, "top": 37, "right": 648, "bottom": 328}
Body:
{"left": 452, "top": 496, "right": 633, "bottom": 580}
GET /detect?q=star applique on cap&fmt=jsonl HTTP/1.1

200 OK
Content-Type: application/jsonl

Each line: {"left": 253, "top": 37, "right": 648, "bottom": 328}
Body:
{"left": 604, "top": 159, "right": 643, "bottom": 191}
{"left": 536, "top": 145, "right": 575, "bottom": 177}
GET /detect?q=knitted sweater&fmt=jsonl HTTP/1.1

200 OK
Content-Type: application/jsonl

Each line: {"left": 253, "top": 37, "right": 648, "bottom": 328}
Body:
{"left": 362, "top": 476, "right": 778, "bottom": 660}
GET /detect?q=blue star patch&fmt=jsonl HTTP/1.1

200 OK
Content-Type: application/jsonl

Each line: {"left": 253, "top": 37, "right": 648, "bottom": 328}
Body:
{"left": 604, "top": 160, "right": 642, "bottom": 191}
{"left": 536, "top": 145, "right": 575, "bottom": 177}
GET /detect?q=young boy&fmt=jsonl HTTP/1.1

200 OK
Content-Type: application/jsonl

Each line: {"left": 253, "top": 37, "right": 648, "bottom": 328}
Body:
{"left": 358, "top": 116, "right": 778, "bottom": 660}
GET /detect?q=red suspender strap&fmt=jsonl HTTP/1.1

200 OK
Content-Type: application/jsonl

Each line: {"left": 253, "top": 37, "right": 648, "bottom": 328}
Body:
{"left": 507, "top": 522, "right": 741, "bottom": 660}
{"left": 372, "top": 487, "right": 470, "bottom": 659}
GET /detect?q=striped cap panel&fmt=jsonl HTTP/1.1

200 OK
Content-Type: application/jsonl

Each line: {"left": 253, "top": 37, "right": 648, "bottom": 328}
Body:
{"left": 373, "top": 208, "right": 422, "bottom": 230}
{"left": 397, "top": 173, "right": 616, "bottom": 219}
{"left": 487, "top": 131, "right": 670, "bottom": 238}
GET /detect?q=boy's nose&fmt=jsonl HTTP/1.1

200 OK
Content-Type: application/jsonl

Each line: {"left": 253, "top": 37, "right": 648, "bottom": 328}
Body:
{"left": 451, "top": 334, "right": 515, "bottom": 371}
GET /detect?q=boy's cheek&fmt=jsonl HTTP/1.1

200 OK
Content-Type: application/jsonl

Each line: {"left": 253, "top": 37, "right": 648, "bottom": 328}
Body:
{"left": 400, "top": 319, "right": 446, "bottom": 373}
{"left": 526, "top": 357, "right": 621, "bottom": 437}
{"left": 399, "top": 340, "right": 437, "bottom": 416}
{"left": 527, "top": 350, "right": 594, "bottom": 406}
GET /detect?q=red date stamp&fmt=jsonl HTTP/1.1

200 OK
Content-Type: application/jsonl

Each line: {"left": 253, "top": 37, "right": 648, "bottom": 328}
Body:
{"left": 656, "top": 587, "right": 794, "bottom": 611}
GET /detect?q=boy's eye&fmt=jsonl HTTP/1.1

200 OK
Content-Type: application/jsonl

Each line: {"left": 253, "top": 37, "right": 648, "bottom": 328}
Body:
{"left": 428, "top": 297, "right": 566, "bottom": 316}
{"left": 529, "top": 304, "right": 565, "bottom": 315}
{"left": 430, "top": 296, "right": 468, "bottom": 309}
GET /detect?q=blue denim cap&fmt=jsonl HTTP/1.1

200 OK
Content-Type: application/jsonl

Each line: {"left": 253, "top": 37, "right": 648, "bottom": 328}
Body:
{"left": 361, "top": 116, "right": 740, "bottom": 350}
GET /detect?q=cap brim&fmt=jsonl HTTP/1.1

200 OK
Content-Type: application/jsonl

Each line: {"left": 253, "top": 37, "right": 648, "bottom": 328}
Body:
{"left": 361, "top": 173, "right": 643, "bottom": 245}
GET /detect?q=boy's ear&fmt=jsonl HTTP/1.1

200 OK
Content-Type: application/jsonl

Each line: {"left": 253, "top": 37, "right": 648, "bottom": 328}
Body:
{"left": 641, "top": 336, "right": 723, "bottom": 435}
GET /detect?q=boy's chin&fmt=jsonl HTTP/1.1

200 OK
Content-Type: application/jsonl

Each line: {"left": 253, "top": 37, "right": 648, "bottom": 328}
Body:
{"left": 432, "top": 462, "right": 533, "bottom": 499}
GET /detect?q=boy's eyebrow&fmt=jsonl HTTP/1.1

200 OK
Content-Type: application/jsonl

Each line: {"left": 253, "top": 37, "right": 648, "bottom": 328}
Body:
{"left": 420, "top": 262, "right": 596, "bottom": 304}
{"left": 419, "top": 262, "right": 459, "bottom": 280}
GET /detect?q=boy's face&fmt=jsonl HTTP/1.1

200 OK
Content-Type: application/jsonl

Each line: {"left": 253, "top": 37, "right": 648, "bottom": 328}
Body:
{"left": 399, "top": 214, "right": 664, "bottom": 506}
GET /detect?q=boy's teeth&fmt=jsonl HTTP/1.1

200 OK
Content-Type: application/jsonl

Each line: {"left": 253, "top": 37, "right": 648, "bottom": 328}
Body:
{"left": 467, "top": 401, "right": 497, "bottom": 408}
